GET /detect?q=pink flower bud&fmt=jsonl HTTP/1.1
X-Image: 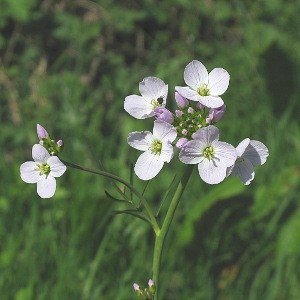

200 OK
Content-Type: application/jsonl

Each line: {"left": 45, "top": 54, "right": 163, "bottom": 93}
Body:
{"left": 133, "top": 283, "right": 140, "bottom": 292}
{"left": 154, "top": 107, "right": 174, "bottom": 123}
{"left": 148, "top": 279, "right": 154, "bottom": 287}
{"left": 209, "top": 104, "right": 226, "bottom": 122}
{"left": 175, "top": 92, "right": 189, "bottom": 108}
{"left": 57, "top": 140, "right": 63, "bottom": 147}
{"left": 187, "top": 107, "right": 194, "bottom": 114}
{"left": 196, "top": 102, "right": 205, "bottom": 110}
{"left": 176, "top": 138, "right": 188, "bottom": 149}
{"left": 37, "top": 124, "right": 48, "bottom": 140}
{"left": 182, "top": 129, "right": 188, "bottom": 136}
{"left": 175, "top": 110, "right": 183, "bottom": 117}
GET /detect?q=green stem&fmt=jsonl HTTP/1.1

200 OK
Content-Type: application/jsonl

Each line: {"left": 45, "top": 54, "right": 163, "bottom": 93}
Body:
{"left": 152, "top": 165, "right": 194, "bottom": 300}
{"left": 62, "top": 160, "right": 160, "bottom": 235}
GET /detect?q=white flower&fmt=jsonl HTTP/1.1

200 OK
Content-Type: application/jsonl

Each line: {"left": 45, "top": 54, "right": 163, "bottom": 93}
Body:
{"left": 179, "top": 125, "right": 237, "bottom": 184}
{"left": 124, "top": 77, "right": 168, "bottom": 119}
{"left": 128, "top": 120, "right": 177, "bottom": 180}
{"left": 228, "top": 138, "right": 269, "bottom": 185}
{"left": 20, "top": 144, "right": 67, "bottom": 198}
{"left": 175, "top": 60, "right": 230, "bottom": 108}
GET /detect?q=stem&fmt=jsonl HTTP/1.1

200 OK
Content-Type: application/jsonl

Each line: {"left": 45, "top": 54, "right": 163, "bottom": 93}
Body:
{"left": 152, "top": 165, "right": 194, "bottom": 299}
{"left": 62, "top": 160, "right": 160, "bottom": 235}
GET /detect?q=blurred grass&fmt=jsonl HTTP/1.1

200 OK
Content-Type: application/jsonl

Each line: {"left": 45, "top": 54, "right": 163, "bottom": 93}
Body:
{"left": 1, "top": 0, "right": 300, "bottom": 299}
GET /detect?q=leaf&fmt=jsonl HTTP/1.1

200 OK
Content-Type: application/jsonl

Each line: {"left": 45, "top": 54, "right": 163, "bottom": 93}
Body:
{"left": 104, "top": 190, "right": 131, "bottom": 203}
{"left": 112, "top": 209, "right": 151, "bottom": 224}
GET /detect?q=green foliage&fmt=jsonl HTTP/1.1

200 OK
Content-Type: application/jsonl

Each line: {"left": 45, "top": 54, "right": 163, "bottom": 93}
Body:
{"left": 1, "top": 0, "right": 300, "bottom": 299}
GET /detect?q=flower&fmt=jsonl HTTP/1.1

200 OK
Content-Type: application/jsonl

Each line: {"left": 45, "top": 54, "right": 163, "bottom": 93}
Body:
{"left": 179, "top": 125, "right": 237, "bottom": 184}
{"left": 228, "top": 138, "right": 269, "bottom": 185}
{"left": 20, "top": 144, "right": 67, "bottom": 198}
{"left": 175, "top": 60, "right": 230, "bottom": 108}
{"left": 124, "top": 77, "right": 168, "bottom": 119}
{"left": 128, "top": 120, "right": 177, "bottom": 180}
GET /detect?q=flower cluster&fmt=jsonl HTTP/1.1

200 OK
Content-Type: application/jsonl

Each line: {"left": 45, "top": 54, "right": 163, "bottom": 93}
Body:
{"left": 133, "top": 279, "right": 156, "bottom": 299}
{"left": 20, "top": 125, "right": 66, "bottom": 198}
{"left": 125, "top": 60, "right": 269, "bottom": 184}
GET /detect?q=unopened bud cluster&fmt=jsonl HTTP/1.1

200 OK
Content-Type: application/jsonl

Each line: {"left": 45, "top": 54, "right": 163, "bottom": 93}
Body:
{"left": 133, "top": 279, "right": 155, "bottom": 299}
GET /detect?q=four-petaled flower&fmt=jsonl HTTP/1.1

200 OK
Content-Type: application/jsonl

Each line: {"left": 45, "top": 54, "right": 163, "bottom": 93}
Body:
{"left": 20, "top": 144, "right": 67, "bottom": 198}
{"left": 128, "top": 120, "right": 177, "bottom": 180}
{"left": 228, "top": 138, "right": 269, "bottom": 185}
{"left": 176, "top": 60, "right": 230, "bottom": 108}
{"left": 179, "top": 125, "right": 237, "bottom": 184}
{"left": 124, "top": 77, "right": 168, "bottom": 119}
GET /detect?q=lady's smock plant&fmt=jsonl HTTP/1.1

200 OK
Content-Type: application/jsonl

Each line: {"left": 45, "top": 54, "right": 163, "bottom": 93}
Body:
{"left": 20, "top": 59, "right": 269, "bottom": 300}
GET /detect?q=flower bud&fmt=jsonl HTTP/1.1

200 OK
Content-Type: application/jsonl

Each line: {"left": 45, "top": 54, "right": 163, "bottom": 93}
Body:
{"left": 175, "top": 110, "right": 183, "bottom": 117}
{"left": 187, "top": 107, "right": 194, "bottom": 114}
{"left": 57, "top": 140, "right": 63, "bottom": 147}
{"left": 176, "top": 138, "right": 188, "bottom": 149}
{"left": 133, "top": 283, "right": 140, "bottom": 292}
{"left": 154, "top": 107, "right": 174, "bottom": 123}
{"left": 175, "top": 92, "right": 189, "bottom": 108}
{"left": 37, "top": 124, "right": 49, "bottom": 140}
{"left": 209, "top": 104, "right": 226, "bottom": 122}
{"left": 196, "top": 102, "right": 205, "bottom": 110}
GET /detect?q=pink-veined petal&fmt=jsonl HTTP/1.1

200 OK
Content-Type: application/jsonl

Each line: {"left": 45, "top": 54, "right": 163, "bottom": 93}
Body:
{"left": 128, "top": 131, "right": 153, "bottom": 151}
{"left": 213, "top": 141, "right": 237, "bottom": 167}
{"left": 139, "top": 77, "right": 168, "bottom": 101}
{"left": 160, "top": 141, "right": 174, "bottom": 163}
{"left": 184, "top": 60, "right": 208, "bottom": 90}
{"left": 179, "top": 140, "right": 204, "bottom": 164}
{"left": 124, "top": 95, "right": 154, "bottom": 119}
{"left": 243, "top": 140, "right": 269, "bottom": 166}
{"left": 208, "top": 68, "right": 230, "bottom": 96}
{"left": 37, "top": 175, "right": 56, "bottom": 198}
{"left": 236, "top": 138, "right": 250, "bottom": 157}
{"left": 193, "top": 125, "right": 219, "bottom": 144}
{"left": 199, "top": 95, "right": 224, "bottom": 108}
{"left": 32, "top": 144, "right": 50, "bottom": 163}
{"left": 231, "top": 157, "right": 254, "bottom": 185}
{"left": 134, "top": 151, "right": 164, "bottom": 180}
{"left": 48, "top": 156, "right": 67, "bottom": 177}
{"left": 20, "top": 161, "right": 40, "bottom": 183}
{"left": 153, "top": 120, "right": 177, "bottom": 143}
{"left": 175, "top": 86, "right": 201, "bottom": 101}
{"left": 198, "top": 158, "right": 227, "bottom": 184}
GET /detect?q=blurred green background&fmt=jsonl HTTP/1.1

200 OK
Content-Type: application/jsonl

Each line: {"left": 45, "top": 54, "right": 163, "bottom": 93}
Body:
{"left": 1, "top": 0, "right": 300, "bottom": 299}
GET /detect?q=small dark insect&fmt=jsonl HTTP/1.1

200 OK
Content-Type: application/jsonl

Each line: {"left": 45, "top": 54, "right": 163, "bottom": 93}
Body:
{"left": 157, "top": 96, "right": 164, "bottom": 105}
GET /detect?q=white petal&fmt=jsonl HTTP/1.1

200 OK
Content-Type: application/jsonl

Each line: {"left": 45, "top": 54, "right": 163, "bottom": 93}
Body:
{"left": 153, "top": 120, "right": 177, "bottom": 143}
{"left": 139, "top": 77, "right": 168, "bottom": 101}
{"left": 124, "top": 95, "right": 154, "bottom": 119}
{"left": 32, "top": 144, "right": 50, "bottom": 163}
{"left": 231, "top": 157, "right": 254, "bottom": 185}
{"left": 193, "top": 125, "right": 219, "bottom": 144}
{"left": 208, "top": 68, "right": 230, "bottom": 96}
{"left": 48, "top": 156, "right": 67, "bottom": 177}
{"left": 20, "top": 161, "right": 40, "bottom": 183}
{"left": 179, "top": 140, "right": 204, "bottom": 164}
{"left": 134, "top": 151, "right": 164, "bottom": 180}
{"left": 184, "top": 60, "right": 208, "bottom": 90}
{"left": 236, "top": 138, "right": 250, "bottom": 157}
{"left": 128, "top": 131, "right": 153, "bottom": 151}
{"left": 160, "top": 141, "right": 174, "bottom": 163}
{"left": 198, "top": 158, "right": 227, "bottom": 184}
{"left": 243, "top": 140, "right": 269, "bottom": 166}
{"left": 175, "top": 86, "right": 201, "bottom": 101}
{"left": 199, "top": 95, "right": 224, "bottom": 108}
{"left": 37, "top": 175, "right": 56, "bottom": 198}
{"left": 213, "top": 141, "right": 237, "bottom": 167}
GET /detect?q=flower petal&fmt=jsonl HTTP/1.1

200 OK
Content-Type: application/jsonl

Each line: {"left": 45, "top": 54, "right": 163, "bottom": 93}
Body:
{"left": 199, "top": 95, "right": 224, "bottom": 108}
{"left": 124, "top": 95, "right": 154, "bottom": 119}
{"left": 20, "top": 161, "right": 40, "bottom": 183}
{"left": 128, "top": 131, "right": 153, "bottom": 151}
{"left": 139, "top": 77, "right": 168, "bottom": 101}
{"left": 175, "top": 86, "right": 201, "bottom": 101}
{"left": 179, "top": 140, "right": 204, "bottom": 164}
{"left": 134, "top": 151, "right": 164, "bottom": 180}
{"left": 213, "top": 141, "right": 237, "bottom": 167}
{"left": 208, "top": 68, "right": 230, "bottom": 96}
{"left": 198, "top": 158, "right": 227, "bottom": 184}
{"left": 153, "top": 120, "right": 177, "bottom": 143}
{"left": 160, "top": 141, "right": 174, "bottom": 163}
{"left": 193, "top": 125, "right": 219, "bottom": 144}
{"left": 243, "top": 140, "right": 269, "bottom": 166}
{"left": 32, "top": 144, "right": 50, "bottom": 163}
{"left": 37, "top": 175, "right": 56, "bottom": 198}
{"left": 230, "top": 157, "right": 254, "bottom": 185}
{"left": 236, "top": 138, "right": 250, "bottom": 157}
{"left": 48, "top": 156, "right": 67, "bottom": 177}
{"left": 184, "top": 60, "right": 208, "bottom": 90}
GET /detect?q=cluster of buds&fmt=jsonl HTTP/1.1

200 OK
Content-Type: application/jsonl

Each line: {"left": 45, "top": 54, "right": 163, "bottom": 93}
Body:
{"left": 133, "top": 279, "right": 156, "bottom": 299}
{"left": 37, "top": 124, "right": 64, "bottom": 156}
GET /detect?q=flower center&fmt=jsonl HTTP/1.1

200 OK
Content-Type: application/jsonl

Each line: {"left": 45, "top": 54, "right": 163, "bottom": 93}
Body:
{"left": 149, "top": 140, "right": 162, "bottom": 155}
{"left": 151, "top": 97, "right": 164, "bottom": 109}
{"left": 197, "top": 84, "right": 210, "bottom": 96}
{"left": 35, "top": 163, "right": 51, "bottom": 176}
{"left": 203, "top": 146, "right": 215, "bottom": 160}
